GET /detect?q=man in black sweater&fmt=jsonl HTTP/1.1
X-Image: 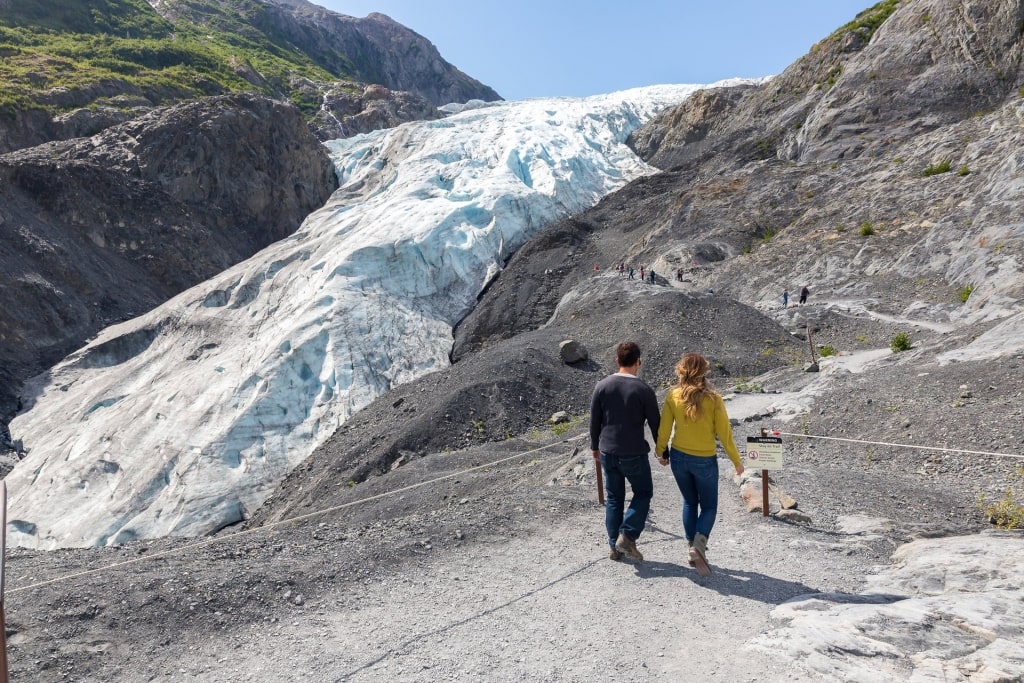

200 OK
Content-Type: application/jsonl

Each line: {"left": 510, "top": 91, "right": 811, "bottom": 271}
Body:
{"left": 589, "top": 341, "right": 660, "bottom": 562}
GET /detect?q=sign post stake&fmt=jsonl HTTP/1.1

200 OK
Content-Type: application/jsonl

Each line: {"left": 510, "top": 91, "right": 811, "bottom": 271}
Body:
{"left": 760, "top": 428, "right": 770, "bottom": 517}
{"left": 1, "top": 481, "right": 8, "bottom": 683}
{"left": 746, "top": 430, "right": 784, "bottom": 518}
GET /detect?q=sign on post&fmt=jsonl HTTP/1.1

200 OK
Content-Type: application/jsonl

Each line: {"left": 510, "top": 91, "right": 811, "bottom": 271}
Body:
{"left": 745, "top": 436, "right": 784, "bottom": 470}
{"left": 747, "top": 435, "right": 783, "bottom": 517}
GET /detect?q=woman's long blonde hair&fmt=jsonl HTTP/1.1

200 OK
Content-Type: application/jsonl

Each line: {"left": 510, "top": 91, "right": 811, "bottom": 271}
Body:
{"left": 674, "top": 353, "right": 719, "bottom": 421}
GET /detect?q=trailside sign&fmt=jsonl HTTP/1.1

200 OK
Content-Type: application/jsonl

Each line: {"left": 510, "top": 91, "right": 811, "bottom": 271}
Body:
{"left": 745, "top": 436, "right": 783, "bottom": 470}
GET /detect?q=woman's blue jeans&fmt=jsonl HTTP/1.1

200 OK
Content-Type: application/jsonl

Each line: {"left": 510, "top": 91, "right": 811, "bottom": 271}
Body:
{"left": 668, "top": 448, "right": 719, "bottom": 542}
{"left": 600, "top": 452, "right": 653, "bottom": 547}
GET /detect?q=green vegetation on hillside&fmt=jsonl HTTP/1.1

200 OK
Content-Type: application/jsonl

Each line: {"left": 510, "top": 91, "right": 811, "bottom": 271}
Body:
{"left": 0, "top": 0, "right": 360, "bottom": 116}
{"left": 836, "top": 0, "right": 904, "bottom": 43}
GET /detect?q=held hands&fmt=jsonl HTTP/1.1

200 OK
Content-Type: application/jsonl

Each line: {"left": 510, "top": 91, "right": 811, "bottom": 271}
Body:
{"left": 657, "top": 449, "right": 669, "bottom": 467}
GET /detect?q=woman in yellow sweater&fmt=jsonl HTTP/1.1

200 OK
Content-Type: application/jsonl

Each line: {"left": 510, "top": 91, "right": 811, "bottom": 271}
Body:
{"left": 655, "top": 353, "right": 744, "bottom": 570}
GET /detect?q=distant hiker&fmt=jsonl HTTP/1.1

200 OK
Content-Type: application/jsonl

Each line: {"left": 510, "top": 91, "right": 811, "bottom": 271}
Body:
{"left": 618, "top": 261, "right": 625, "bottom": 275}
{"left": 676, "top": 267, "right": 684, "bottom": 282}
{"left": 594, "top": 263, "right": 600, "bottom": 274}
{"left": 590, "top": 341, "right": 660, "bottom": 563}
{"left": 648, "top": 269, "right": 656, "bottom": 284}
{"left": 782, "top": 289, "right": 789, "bottom": 307}
{"left": 628, "top": 267, "right": 635, "bottom": 280}
{"left": 655, "top": 353, "right": 744, "bottom": 575}
{"left": 799, "top": 285, "right": 810, "bottom": 305}
{"left": 639, "top": 266, "right": 645, "bottom": 281}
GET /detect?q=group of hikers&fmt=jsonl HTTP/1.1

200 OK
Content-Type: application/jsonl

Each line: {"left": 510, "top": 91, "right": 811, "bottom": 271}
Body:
{"left": 598, "top": 262, "right": 658, "bottom": 283}
{"left": 589, "top": 342, "right": 744, "bottom": 572}
{"left": 782, "top": 285, "right": 810, "bottom": 307}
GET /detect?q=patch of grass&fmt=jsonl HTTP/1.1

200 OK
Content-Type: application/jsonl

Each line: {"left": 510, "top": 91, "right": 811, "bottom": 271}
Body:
{"left": 855, "top": 334, "right": 869, "bottom": 343}
{"left": 958, "top": 284, "right": 974, "bottom": 303}
{"left": 834, "top": 0, "right": 902, "bottom": 43}
{"left": 977, "top": 467, "right": 1024, "bottom": 529}
{"left": 551, "top": 421, "right": 571, "bottom": 436}
{"left": 824, "top": 64, "right": 843, "bottom": 89}
{"left": 922, "top": 159, "right": 952, "bottom": 177}
{"left": 819, "top": 345, "right": 837, "bottom": 357}
{"left": 733, "top": 379, "right": 764, "bottom": 393}
{"left": 957, "top": 164, "right": 970, "bottom": 176}
{"left": 890, "top": 331, "right": 912, "bottom": 353}
{"left": 0, "top": 0, "right": 364, "bottom": 117}
{"left": 836, "top": 224, "right": 846, "bottom": 234}
{"left": 761, "top": 227, "right": 777, "bottom": 243}
{"left": 859, "top": 220, "right": 875, "bottom": 237}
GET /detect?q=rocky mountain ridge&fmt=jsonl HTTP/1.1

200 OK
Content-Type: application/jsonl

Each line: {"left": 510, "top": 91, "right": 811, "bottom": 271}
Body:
{"left": 0, "top": 0, "right": 500, "bottom": 153}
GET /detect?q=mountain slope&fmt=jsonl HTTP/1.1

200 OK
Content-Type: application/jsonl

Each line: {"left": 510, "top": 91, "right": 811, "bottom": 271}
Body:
{"left": 0, "top": 0, "right": 500, "bottom": 152}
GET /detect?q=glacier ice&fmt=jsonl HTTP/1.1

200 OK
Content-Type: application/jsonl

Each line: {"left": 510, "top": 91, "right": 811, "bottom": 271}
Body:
{"left": 7, "top": 83, "right": 749, "bottom": 548}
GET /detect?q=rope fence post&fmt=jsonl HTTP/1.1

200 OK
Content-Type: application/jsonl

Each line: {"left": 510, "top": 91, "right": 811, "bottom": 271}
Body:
{"left": 1, "top": 481, "right": 9, "bottom": 683}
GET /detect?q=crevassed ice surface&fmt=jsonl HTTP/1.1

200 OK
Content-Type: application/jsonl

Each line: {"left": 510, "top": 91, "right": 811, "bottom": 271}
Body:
{"left": 8, "top": 83, "right": 750, "bottom": 548}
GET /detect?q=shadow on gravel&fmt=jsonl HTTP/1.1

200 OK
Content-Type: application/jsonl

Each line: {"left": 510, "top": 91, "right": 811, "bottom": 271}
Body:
{"left": 633, "top": 561, "right": 823, "bottom": 605}
{"left": 338, "top": 558, "right": 603, "bottom": 679}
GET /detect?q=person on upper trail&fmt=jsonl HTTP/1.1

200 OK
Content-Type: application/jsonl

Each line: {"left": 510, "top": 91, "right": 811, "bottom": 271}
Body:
{"left": 628, "top": 266, "right": 635, "bottom": 280}
{"left": 639, "top": 265, "right": 645, "bottom": 281}
{"left": 782, "top": 288, "right": 789, "bottom": 307}
{"left": 655, "top": 352, "right": 744, "bottom": 573}
{"left": 648, "top": 268, "right": 656, "bottom": 284}
{"left": 799, "top": 285, "right": 810, "bottom": 305}
{"left": 589, "top": 341, "right": 660, "bottom": 563}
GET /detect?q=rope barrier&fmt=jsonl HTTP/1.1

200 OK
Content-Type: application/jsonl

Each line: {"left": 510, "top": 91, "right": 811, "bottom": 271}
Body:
{"left": 773, "top": 431, "right": 1024, "bottom": 461}
{"left": 8, "top": 433, "right": 589, "bottom": 594}
{"left": 11, "top": 427, "right": 1020, "bottom": 593}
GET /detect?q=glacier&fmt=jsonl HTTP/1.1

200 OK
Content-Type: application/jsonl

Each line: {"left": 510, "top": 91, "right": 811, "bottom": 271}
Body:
{"left": 6, "top": 82, "right": 751, "bottom": 549}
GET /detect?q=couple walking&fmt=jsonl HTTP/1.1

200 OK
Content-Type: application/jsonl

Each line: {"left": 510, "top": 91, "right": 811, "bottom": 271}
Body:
{"left": 589, "top": 342, "right": 744, "bottom": 570}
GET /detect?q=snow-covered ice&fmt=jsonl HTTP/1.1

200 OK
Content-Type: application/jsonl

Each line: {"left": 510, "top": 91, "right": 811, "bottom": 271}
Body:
{"left": 7, "top": 83, "right": 753, "bottom": 548}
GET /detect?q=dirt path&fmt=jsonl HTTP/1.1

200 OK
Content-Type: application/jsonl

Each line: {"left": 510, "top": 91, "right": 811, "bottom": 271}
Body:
{"left": 132, "top": 463, "right": 874, "bottom": 682}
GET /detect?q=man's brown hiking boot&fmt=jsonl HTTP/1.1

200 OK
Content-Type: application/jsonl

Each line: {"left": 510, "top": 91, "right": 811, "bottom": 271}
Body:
{"left": 609, "top": 548, "right": 623, "bottom": 561}
{"left": 615, "top": 532, "right": 643, "bottom": 562}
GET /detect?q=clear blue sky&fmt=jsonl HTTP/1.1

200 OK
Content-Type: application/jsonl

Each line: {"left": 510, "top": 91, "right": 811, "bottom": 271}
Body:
{"left": 317, "top": 1, "right": 876, "bottom": 100}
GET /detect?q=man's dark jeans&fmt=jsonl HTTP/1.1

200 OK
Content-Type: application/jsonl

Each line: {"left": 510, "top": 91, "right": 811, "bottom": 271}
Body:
{"left": 600, "top": 452, "right": 653, "bottom": 547}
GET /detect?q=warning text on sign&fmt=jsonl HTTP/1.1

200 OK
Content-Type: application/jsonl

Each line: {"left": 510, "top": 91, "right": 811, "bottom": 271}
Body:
{"left": 745, "top": 436, "right": 784, "bottom": 470}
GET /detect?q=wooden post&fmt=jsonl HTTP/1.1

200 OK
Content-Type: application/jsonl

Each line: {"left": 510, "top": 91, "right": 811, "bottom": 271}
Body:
{"left": 0, "top": 481, "right": 8, "bottom": 683}
{"left": 760, "top": 429, "right": 770, "bottom": 517}
{"left": 806, "top": 325, "right": 817, "bottom": 365}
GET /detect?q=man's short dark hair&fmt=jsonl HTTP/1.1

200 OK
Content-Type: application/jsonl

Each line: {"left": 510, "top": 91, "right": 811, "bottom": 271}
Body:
{"left": 616, "top": 341, "right": 641, "bottom": 368}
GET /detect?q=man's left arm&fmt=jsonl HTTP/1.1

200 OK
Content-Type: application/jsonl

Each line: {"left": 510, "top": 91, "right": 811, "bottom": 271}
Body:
{"left": 589, "top": 388, "right": 602, "bottom": 458}
{"left": 644, "top": 387, "right": 660, "bottom": 451}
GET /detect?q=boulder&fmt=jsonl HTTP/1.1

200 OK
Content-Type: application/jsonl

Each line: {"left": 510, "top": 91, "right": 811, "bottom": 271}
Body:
{"left": 559, "top": 340, "right": 589, "bottom": 364}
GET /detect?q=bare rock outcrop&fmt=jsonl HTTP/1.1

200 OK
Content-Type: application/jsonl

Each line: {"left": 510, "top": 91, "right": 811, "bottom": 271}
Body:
{"left": 308, "top": 82, "right": 443, "bottom": 140}
{"left": 0, "top": 93, "right": 338, "bottom": 416}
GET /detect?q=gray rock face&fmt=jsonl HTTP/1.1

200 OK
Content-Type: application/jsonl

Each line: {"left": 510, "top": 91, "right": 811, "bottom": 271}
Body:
{"left": 0, "top": 93, "right": 338, "bottom": 416}
{"left": 636, "top": 0, "right": 1024, "bottom": 170}
{"left": 249, "top": 3, "right": 501, "bottom": 106}
{"left": 308, "top": 83, "right": 443, "bottom": 140}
